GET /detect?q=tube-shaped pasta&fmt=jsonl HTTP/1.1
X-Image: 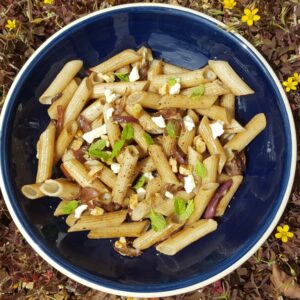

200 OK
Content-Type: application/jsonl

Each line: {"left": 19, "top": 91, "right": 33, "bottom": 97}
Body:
{"left": 148, "top": 145, "right": 179, "bottom": 184}
{"left": 21, "top": 183, "right": 44, "bottom": 199}
{"left": 136, "top": 157, "right": 156, "bottom": 174}
{"left": 127, "top": 91, "right": 161, "bottom": 109}
{"left": 92, "top": 81, "right": 149, "bottom": 98}
{"left": 68, "top": 210, "right": 128, "bottom": 232}
{"left": 103, "top": 103, "right": 121, "bottom": 147}
{"left": 187, "top": 183, "right": 219, "bottom": 224}
{"left": 208, "top": 60, "right": 254, "bottom": 96}
{"left": 152, "top": 194, "right": 174, "bottom": 217}
{"left": 151, "top": 67, "right": 216, "bottom": 89}
{"left": 163, "top": 63, "right": 191, "bottom": 75}
{"left": 113, "top": 146, "right": 139, "bottom": 205}
{"left": 90, "top": 49, "right": 142, "bottom": 74}
{"left": 224, "top": 113, "right": 267, "bottom": 152}
{"left": 196, "top": 105, "right": 232, "bottom": 124}
{"left": 40, "top": 179, "right": 81, "bottom": 200}
{"left": 188, "top": 146, "right": 202, "bottom": 172}
{"left": 63, "top": 78, "right": 92, "bottom": 126}
{"left": 220, "top": 94, "right": 235, "bottom": 119}
{"left": 40, "top": 60, "right": 83, "bottom": 104}
{"left": 148, "top": 59, "right": 163, "bottom": 81}
{"left": 146, "top": 176, "right": 163, "bottom": 197}
{"left": 224, "top": 119, "right": 245, "bottom": 134}
{"left": 36, "top": 122, "right": 56, "bottom": 183}
{"left": 202, "top": 155, "right": 219, "bottom": 185}
{"left": 160, "top": 135, "right": 177, "bottom": 157}
{"left": 133, "top": 223, "right": 183, "bottom": 250}
{"left": 47, "top": 80, "right": 78, "bottom": 119}
{"left": 88, "top": 221, "right": 149, "bottom": 238}
{"left": 199, "top": 116, "right": 227, "bottom": 174}
{"left": 54, "top": 121, "right": 78, "bottom": 164}
{"left": 127, "top": 122, "right": 149, "bottom": 153}
{"left": 80, "top": 99, "right": 104, "bottom": 123}
{"left": 156, "top": 219, "right": 218, "bottom": 255}
{"left": 63, "top": 159, "right": 109, "bottom": 194}
{"left": 216, "top": 175, "right": 243, "bottom": 216}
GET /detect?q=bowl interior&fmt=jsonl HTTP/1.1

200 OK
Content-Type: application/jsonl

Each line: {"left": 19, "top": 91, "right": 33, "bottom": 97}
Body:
{"left": 1, "top": 5, "right": 293, "bottom": 294}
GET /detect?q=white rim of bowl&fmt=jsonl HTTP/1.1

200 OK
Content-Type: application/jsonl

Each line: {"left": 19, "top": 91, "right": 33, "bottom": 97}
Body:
{"left": 0, "top": 3, "right": 296, "bottom": 298}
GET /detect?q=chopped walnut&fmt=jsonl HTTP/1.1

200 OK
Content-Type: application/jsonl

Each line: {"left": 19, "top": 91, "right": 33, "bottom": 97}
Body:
{"left": 169, "top": 157, "right": 178, "bottom": 173}
{"left": 129, "top": 194, "right": 139, "bottom": 210}
{"left": 194, "top": 135, "right": 206, "bottom": 153}
{"left": 179, "top": 165, "right": 192, "bottom": 176}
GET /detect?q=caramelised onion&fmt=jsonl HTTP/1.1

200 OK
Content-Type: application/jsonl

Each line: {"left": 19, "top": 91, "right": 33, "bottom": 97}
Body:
{"left": 78, "top": 115, "right": 91, "bottom": 132}
{"left": 204, "top": 179, "right": 233, "bottom": 219}
{"left": 112, "top": 115, "right": 139, "bottom": 123}
{"left": 172, "top": 145, "right": 188, "bottom": 164}
{"left": 79, "top": 187, "right": 100, "bottom": 203}
{"left": 155, "top": 108, "right": 182, "bottom": 120}
{"left": 72, "top": 145, "right": 88, "bottom": 163}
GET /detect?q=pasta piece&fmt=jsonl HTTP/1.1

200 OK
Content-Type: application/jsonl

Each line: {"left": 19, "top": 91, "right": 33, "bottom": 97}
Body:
{"left": 156, "top": 219, "right": 218, "bottom": 255}
{"left": 40, "top": 60, "right": 83, "bottom": 104}
{"left": 224, "top": 119, "right": 245, "bottom": 134}
{"left": 208, "top": 60, "right": 254, "bottom": 96}
{"left": 146, "top": 176, "right": 163, "bottom": 197}
{"left": 220, "top": 94, "right": 235, "bottom": 119}
{"left": 160, "top": 135, "right": 177, "bottom": 157}
{"left": 63, "top": 77, "right": 92, "bottom": 126}
{"left": 103, "top": 103, "right": 121, "bottom": 147}
{"left": 163, "top": 63, "right": 191, "bottom": 75}
{"left": 202, "top": 155, "right": 219, "bottom": 185}
{"left": 224, "top": 113, "right": 266, "bottom": 152}
{"left": 127, "top": 91, "right": 161, "bottom": 109}
{"left": 147, "top": 59, "right": 163, "bottom": 81}
{"left": 113, "top": 146, "right": 139, "bottom": 205}
{"left": 148, "top": 145, "right": 179, "bottom": 184}
{"left": 80, "top": 99, "right": 104, "bottom": 123}
{"left": 196, "top": 105, "right": 232, "bottom": 125}
{"left": 47, "top": 80, "right": 78, "bottom": 119}
{"left": 90, "top": 49, "right": 142, "bottom": 74}
{"left": 36, "top": 122, "right": 56, "bottom": 183}
{"left": 40, "top": 179, "right": 81, "bottom": 200}
{"left": 88, "top": 221, "right": 149, "bottom": 238}
{"left": 21, "top": 183, "right": 44, "bottom": 199}
{"left": 216, "top": 175, "right": 243, "bottom": 216}
{"left": 152, "top": 194, "right": 174, "bottom": 217}
{"left": 124, "top": 122, "right": 148, "bottom": 153}
{"left": 188, "top": 146, "right": 203, "bottom": 172}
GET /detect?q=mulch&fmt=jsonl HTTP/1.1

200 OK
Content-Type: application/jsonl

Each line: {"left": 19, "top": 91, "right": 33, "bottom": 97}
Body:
{"left": 0, "top": 0, "right": 300, "bottom": 299}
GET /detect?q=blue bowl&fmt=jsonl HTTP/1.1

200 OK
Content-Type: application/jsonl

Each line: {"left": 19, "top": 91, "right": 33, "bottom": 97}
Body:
{"left": 0, "top": 4, "right": 296, "bottom": 297}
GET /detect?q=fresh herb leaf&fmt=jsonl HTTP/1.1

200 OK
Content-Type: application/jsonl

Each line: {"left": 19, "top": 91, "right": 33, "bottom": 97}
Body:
{"left": 167, "top": 77, "right": 177, "bottom": 87}
{"left": 111, "top": 139, "right": 125, "bottom": 159}
{"left": 133, "top": 175, "right": 146, "bottom": 190}
{"left": 166, "top": 122, "right": 176, "bottom": 138}
{"left": 178, "top": 200, "right": 194, "bottom": 220}
{"left": 174, "top": 197, "right": 186, "bottom": 216}
{"left": 150, "top": 210, "right": 167, "bottom": 231}
{"left": 143, "top": 133, "right": 154, "bottom": 146}
{"left": 115, "top": 72, "right": 129, "bottom": 82}
{"left": 121, "top": 124, "right": 134, "bottom": 141}
{"left": 60, "top": 200, "right": 79, "bottom": 215}
{"left": 195, "top": 160, "right": 207, "bottom": 179}
{"left": 189, "top": 85, "right": 205, "bottom": 100}
{"left": 88, "top": 140, "right": 107, "bottom": 156}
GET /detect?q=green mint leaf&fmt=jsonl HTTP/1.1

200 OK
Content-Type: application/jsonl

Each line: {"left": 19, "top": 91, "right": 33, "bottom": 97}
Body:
{"left": 143, "top": 132, "right": 154, "bottom": 146}
{"left": 121, "top": 124, "right": 134, "bottom": 141}
{"left": 114, "top": 72, "right": 129, "bottom": 82}
{"left": 150, "top": 210, "right": 167, "bottom": 231}
{"left": 60, "top": 200, "right": 79, "bottom": 215}
{"left": 179, "top": 200, "right": 194, "bottom": 221}
{"left": 167, "top": 77, "right": 177, "bottom": 87}
{"left": 174, "top": 197, "right": 186, "bottom": 216}
{"left": 88, "top": 139, "right": 107, "bottom": 157}
{"left": 133, "top": 175, "right": 146, "bottom": 190}
{"left": 111, "top": 139, "right": 125, "bottom": 159}
{"left": 189, "top": 85, "right": 205, "bottom": 100}
{"left": 166, "top": 122, "right": 176, "bottom": 138}
{"left": 195, "top": 160, "right": 207, "bottom": 179}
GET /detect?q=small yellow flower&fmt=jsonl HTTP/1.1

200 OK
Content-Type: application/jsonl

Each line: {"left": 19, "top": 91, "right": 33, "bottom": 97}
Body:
{"left": 282, "top": 77, "right": 298, "bottom": 92}
{"left": 242, "top": 8, "right": 261, "bottom": 26}
{"left": 44, "top": 0, "right": 54, "bottom": 4}
{"left": 224, "top": 0, "right": 237, "bottom": 10}
{"left": 292, "top": 72, "right": 300, "bottom": 84}
{"left": 275, "top": 225, "right": 294, "bottom": 243}
{"left": 5, "top": 19, "right": 16, "bottom": 31}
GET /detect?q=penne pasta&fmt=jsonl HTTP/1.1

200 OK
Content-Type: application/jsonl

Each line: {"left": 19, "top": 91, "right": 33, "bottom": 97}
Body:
{"left": 220, "top": 93, "right": 235, "bottom": 119}
{"left": 103, "top": 103, "right": 121, "bottom": 147}
{"left": 202, "top": 155, "right": 219, "bottom": 185}
{"left": 21, "top": 183, "right": 44, "bottom": 199}
{"left": 80, "top": 98, "right": 104, "bottom": 123}
{"left": 148, "top": 59, "right": 164, "bottom": 81}
{"left": 163, "top": 63, "right": 191, "bottom": 75}
{"left": 196, "top": 105, "right": 232, "bottom": 124}
{"left": 127, "top": 91, "right": 161, "bottom": 109}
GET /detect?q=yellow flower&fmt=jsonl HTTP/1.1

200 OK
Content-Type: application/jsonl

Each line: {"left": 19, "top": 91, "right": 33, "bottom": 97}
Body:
{"left": 224, "top": 0, "right": 237, "bottom": 10}
{"left": 5, "top": 19, "right": 16, "bottom": 31}
{"left": 292, "top": 72, "right": 300, "bottom": 84}
{"left": 241, "top": 8, "right": 261, "bottom": 26}
{"left": 275, "top": 225, "right": 294, "bottom": 243}
{"left": 44, "top": 0, "right": 54, "bottom": 4}
{"left": 282, "top": 77, "right": 298, "bottom": 92}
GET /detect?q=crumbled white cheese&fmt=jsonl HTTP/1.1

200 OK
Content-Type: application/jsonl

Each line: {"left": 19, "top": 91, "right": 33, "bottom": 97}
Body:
{"left": 74, "top": 204, "right": 88, "bottom": 219}
{"left": 209, "top": 120, "right": 224, "bottom": 139}
{"left": 90, "top": 206, "right": 104, "bottom": 216}
{"left": 136, "top": 187, "right": 146, "bottom": 200}
{"left": 169, "top": 157, "right": 178, "bottom": 173}
{"left": 82, "top": 124, "right": 107, "bottom": 144}
{"left": 169, "top": 82, "right": 181, "bottom": 95}
{"left": 179, "top": 165, "right": 192, "bottom": 176}
{"left": 129, "top": 66, "right": 140, "bottom": 82}
{"left": 115, "top": 237, "right": 127, "bottom": 249}
{"left": 151, "top": 115, "right": 166, "bottom": 128}
{"left": 105, "top": 107, "right": 114, "bottom": 120}
{"left": 111, "top": 163, "right": 121, "bottom": 174}
{"left": 165, "top": 191, "right": 174, "bottom": 199}
{"left": 183, "top": 115, "right": 195, "bottom": 131}
{"left": 143, "top": 172, "right": 154, "bottom": 180}
{"left": 104, "top": 89, "right": 120, "bottom": 103}
{"left": 184, "top": 175, "right": 196, "bottom": 193}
